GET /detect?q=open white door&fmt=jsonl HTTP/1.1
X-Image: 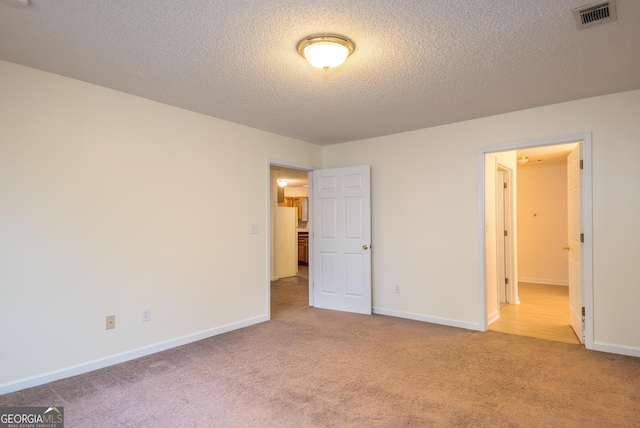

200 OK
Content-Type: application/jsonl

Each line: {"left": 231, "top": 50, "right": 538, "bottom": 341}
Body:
{"left": 496, "top": 169, "right": 507, "bottom": 304}
{"left": 312, "top": 166, "right": 371, "bottom": 314}
{"left": 567, "top": 144, "right": 583, "bottom": 343}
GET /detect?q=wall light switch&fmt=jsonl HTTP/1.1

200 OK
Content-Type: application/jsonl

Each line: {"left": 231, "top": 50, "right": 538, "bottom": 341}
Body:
{"left": 250, "top": 224, "right": 259, "bottom": 234}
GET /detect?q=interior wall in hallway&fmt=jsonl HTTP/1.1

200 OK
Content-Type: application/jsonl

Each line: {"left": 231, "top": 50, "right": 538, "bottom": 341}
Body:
{"left": 517, "top": 162, "right": 569, "bottom": 285}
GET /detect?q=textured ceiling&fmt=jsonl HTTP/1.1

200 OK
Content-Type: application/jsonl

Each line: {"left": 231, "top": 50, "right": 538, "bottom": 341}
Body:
{"left": 1, "top": 0, "right": 639, "bottom": 145}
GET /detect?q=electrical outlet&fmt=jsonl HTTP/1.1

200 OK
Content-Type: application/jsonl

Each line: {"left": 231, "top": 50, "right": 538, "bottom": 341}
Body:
{"left": 394, "top": 284, "right": 400, "bottom": 293}
{"left": 106, "top": 315, "right": 115, "bottom": 330}
{"left": 142, "top": 308, "right": 150, "bottom": 322}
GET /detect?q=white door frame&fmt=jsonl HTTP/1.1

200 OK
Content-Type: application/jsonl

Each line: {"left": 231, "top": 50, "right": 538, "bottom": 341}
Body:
{"left": 266, "top": 159, "right": 315, "bottom": 320}
{"left": 496, "top": 164, "right": 517, "bottom": 306}
{"left": 477, "top": 133, "right": 593, "bottom": 349}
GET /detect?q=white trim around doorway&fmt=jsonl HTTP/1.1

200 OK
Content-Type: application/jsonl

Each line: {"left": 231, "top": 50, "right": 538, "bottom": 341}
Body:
{"left": 477, "top": 133, "right": 594, "bottom": 350}
{"left": 266, "top": 158, "right": 315, "bottom": 320}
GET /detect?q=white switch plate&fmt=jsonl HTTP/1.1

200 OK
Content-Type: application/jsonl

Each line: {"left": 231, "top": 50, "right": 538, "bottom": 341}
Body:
{"left": 106, "top": 315, "right": 115, "bottom": 330}
{"left": 142, "top": 308, "right": 150, "bottom": 322}
{"left": 250, "top": 224, "right": 259, "bottom": 234}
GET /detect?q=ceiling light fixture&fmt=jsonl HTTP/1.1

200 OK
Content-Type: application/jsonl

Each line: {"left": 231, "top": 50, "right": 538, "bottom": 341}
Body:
{"left": 277, "top": 179, "right": 288, "bottom": 187}
{"left": 297, "top": 34, "right": 355, "bottom": 71}
{"left": 517, "top": 156, "right": 529, "bottom": 164}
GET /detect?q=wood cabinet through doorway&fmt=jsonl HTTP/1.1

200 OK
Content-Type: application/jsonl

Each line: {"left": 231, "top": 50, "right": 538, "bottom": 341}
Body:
{"left": 285, "top": 197, "right": 308, "bottom": 222}
{"left": 298, "top": 232, "right": 308, "bottom": 265}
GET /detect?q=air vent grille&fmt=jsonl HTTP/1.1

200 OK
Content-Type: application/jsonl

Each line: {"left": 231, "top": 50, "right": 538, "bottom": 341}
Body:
{"left": 580, "top": 4, "right": 610, "bottom": 24}
{"left": 573, "top": 0, "right": 617, "bottom": 29}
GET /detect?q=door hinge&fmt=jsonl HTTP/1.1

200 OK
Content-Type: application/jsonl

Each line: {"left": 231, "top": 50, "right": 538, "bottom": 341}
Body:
{"left": 505, "top": 278, "right": 509, "bottom": 285}
{"left": 581, "top": 307, "right": 586, "bottom": 342}
{"left": 580, "top": 159, "right": 584, "bottom": 170}
{"left": 504, "top": 230, "right": 508, "bottom": 237}
{"left": 503, "top": 182, "right": 507, "bottom": 189}
{"left": 580, "top": 233, "right": 584, "bottom": 243}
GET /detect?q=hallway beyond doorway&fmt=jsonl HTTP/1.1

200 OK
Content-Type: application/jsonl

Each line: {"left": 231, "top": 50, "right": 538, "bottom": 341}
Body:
{"left": 271, "top": 266, "right": 308, "bottom": 318}
{"left": 489, "top": 282, "right": 580, "bottom": 344}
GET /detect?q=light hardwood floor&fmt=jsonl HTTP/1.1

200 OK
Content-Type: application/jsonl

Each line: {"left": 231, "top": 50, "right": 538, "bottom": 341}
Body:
{"left": 489, "top": 282, "right": 580, "bottom": 344}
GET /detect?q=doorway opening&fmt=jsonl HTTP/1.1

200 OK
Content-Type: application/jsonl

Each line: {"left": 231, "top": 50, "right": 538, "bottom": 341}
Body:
{"left": 479, "top": 134, "right": 593, "bottom": 349}
{"left": 268, "top": 162, "right": 313, "bottom": 319}
{"left": 267, "top": 163, "right": 373, "bottom": 318}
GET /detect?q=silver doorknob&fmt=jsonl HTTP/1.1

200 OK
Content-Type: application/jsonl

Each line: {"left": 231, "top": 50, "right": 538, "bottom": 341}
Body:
{"left": 362, "top": 244, "right": 369, "bottom": 250}
{"left": 562, "top": 245, "right": 570, "bottom": 251}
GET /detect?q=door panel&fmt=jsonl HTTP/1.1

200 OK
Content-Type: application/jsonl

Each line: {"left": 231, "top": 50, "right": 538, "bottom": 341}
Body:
{"left": 320, "top": 198, "right": 337, "bottom": 238}
{"left": 320, "top": 253, "right": 338, "bottom": 294}
{"left": 345, "top": 253, "right": 364, "bottom": 296}
{"left": 567, "top": 145, "right": 583, "bottom": 343}
{"left": 312, "top": 166, "right": 371, "bottom": 314}
{"left": 345, "top": 197, "right": 363, "bottom": 238}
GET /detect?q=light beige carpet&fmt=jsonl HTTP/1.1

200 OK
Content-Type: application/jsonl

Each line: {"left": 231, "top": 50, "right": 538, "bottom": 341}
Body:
{"left": 2, "top": 273, "right": 640, "bottom": 427}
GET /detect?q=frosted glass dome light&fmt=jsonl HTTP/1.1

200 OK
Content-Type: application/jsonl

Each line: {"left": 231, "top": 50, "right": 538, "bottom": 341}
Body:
{"left": 297, "top": 34, "right": 355, "bottom": 71}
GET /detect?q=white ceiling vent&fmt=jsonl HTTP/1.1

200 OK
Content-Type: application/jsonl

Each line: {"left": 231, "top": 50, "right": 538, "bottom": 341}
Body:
{"left": 573, "top": 1, "right": 617, "bottom": 29}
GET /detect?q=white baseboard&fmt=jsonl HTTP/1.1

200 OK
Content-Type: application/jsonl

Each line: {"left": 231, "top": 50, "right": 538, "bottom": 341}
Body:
{"left": 593, "top": 341, "right": 640, "bottom": 358}
{"left": 487, "top": 310, "right": 500, "bottom": 325}
{"left": 0, "top": 315, "right": 269, "bottom": 396}
{"left": 373, "top": 307, "right": 482, "bottom": 331}
{"left": 518, "top": 277, "right": 568, "bottom": 286}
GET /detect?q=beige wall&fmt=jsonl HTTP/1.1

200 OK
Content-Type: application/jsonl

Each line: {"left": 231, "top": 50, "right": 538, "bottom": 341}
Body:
{"left": 2, "top": 58, "right": 639, "bottom": 392}
{"left": 0, "top": 61, "right": 322, "bottom": 390}
{"left": 517, "top": 162, "right": 569, "bottom": 285}
{"left": 323, "top": 89, "right": 640, "bottom": 354}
